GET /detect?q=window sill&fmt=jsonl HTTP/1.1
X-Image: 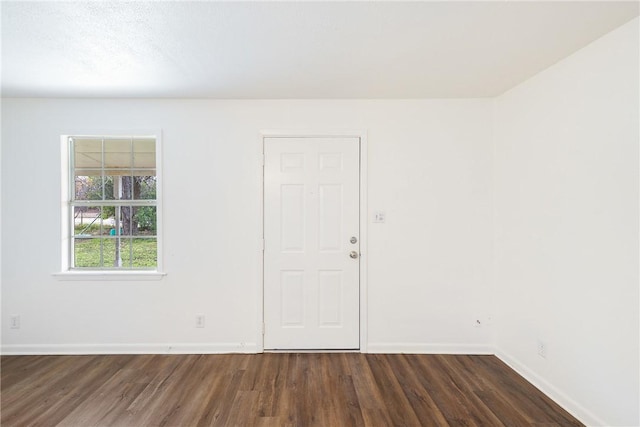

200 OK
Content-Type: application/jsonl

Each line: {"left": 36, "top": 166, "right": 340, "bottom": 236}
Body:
{"left": 53, "top": 271, "right": 167, "bottom": 281}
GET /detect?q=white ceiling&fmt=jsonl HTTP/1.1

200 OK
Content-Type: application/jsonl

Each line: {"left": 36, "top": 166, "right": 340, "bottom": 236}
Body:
{"left": 2, "top": 1, "right": 638, "bottom": 99}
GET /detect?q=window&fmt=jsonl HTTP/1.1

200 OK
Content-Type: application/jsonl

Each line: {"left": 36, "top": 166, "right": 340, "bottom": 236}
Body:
{"left": 64, "top": 135, "right": 160, "bottom": 272}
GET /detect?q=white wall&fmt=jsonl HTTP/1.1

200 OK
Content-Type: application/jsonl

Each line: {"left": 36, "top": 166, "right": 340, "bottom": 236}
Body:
{"left": 493, "top": 17, "right": 639, "bottom": 427}
{"left": 1, "top": 99, "right": 494, "bottom": 354}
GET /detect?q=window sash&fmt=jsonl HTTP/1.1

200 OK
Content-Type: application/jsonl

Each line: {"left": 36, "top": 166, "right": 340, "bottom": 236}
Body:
{"left": 71, "top": 237, "right": 158, "bottom": 270}
{"left": 68, "top": 203, "right": 158, "bottom": 270}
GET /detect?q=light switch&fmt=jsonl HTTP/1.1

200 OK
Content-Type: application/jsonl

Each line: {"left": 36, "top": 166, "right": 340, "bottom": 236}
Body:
{"left": 373, "top": 211, "right": 386, "bottom": 223}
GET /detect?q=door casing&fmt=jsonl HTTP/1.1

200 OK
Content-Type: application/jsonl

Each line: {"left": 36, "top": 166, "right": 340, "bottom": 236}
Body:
{"left": 257, "top": 131, "right": 368, "bottom": 353}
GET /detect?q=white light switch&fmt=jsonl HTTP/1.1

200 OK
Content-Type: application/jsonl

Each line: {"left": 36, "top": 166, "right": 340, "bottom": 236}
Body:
{"left": 373, "top": 211, "right": 386, "bottom": 223}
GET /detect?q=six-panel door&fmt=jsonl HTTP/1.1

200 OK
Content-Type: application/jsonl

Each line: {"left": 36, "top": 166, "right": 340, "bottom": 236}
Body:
{"left": 263, "top": 137, "right": 360, "bottom": 350}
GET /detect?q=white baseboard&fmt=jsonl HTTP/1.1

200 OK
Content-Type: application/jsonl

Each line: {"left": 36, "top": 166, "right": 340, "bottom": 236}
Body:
{"left": 366, "top": 342, "right": 494, "bottom": 354}
{"left": 2, "top": 342, "right": 492, "bottom": 355}
{"left": 1, "top": 342, "right": 259, "bottom": 355}
{"left": 495, "top": 349, "right": 603, "bottom": 427}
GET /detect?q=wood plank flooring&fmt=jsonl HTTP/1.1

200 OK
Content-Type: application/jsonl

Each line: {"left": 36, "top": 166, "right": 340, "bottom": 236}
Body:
{"left": 1, "top": 353, "right": 583, "bottom": 426}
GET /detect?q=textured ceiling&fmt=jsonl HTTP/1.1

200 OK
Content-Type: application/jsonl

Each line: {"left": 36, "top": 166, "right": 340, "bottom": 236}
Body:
{"left": 1, "top": 1, "right": 638, "bottom": 98}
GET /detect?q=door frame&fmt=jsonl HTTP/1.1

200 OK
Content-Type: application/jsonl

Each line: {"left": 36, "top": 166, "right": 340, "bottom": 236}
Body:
{"left": 257, "top": 130, "right": 368, "bottom": 353}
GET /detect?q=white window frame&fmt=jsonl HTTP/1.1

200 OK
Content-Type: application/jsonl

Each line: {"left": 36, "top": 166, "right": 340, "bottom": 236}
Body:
{"left": 55, "top": 132, "right": 165, "bottom": 281}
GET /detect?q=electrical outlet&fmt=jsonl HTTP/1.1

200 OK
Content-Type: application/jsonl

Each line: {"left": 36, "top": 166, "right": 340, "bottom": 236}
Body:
{"left": 10, "top": 315, "right": 20, "bottom": 329}
{"left": 195, "top": 314, "right": 205, "bottom": 328}
{"left": 537, "top": 340, "right": 546, "bottom": 358}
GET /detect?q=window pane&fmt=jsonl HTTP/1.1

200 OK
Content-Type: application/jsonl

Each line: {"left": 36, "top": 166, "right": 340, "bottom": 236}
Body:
{"left": 120, "top": 175, "right": 135, "bottom": 200}
{"left": 73, "top": 206, "right": 103, "bottom": 236}
{"left": 102, "top": 238, "right": 118, "bottom": 267}
{"left": 74, "top": 138, "right": 102, "bottom": 169}
{"left": 74, "top": 174, "right": 104, "bottom": 201}
{"left": 133, "top": 138, "right": 156, "bottom": 171}
{"left": 132, "top": 238, "right": 157, "bottom": 268}
{"left": 104, "top": 138, "right": 132, "bottom": 171}
{"left": 134, "top": 206, "right": 157, "bottom": 235}
{"left": 103, "top": 175, "right": 117, "bottom": 200}
{"left": 115, "top": 206, "right": 134, "bottom": 236}
{"left": 135, "top": 176, "right": 156, "bottom": 200}
{"left": 119, "top": 238, "right": 133, "bottom": 268}
{"left": 97, "top": 204, "right": 115, "bottom": 229}
{"left": 74, "top": 237, "right": 103, "bottom": 268}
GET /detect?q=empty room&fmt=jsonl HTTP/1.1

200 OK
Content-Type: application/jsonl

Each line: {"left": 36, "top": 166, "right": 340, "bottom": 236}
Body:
{"left": 1, "top": 1, "right": 638, "bottom": 426}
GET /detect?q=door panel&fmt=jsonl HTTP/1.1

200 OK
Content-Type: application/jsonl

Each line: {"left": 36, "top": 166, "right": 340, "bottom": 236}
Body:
{"left": 319, "top": 185, "right": 343, "bottom": 251}
{"left": 318, "top": 270, "right": 343, "bottom": 326}
{"left": 281, "top": 270, "right": 305, "bottom": 326}
{"left": 280, "top": 185, "right": 305, "bottom": 252}
{"left": 264, "top": 137, "right": 360, "bottom": 350}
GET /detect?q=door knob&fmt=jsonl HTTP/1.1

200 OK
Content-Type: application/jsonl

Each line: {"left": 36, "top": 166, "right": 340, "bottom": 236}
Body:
{"left": 349, "top": 251, "right": 359, "bottom": 259}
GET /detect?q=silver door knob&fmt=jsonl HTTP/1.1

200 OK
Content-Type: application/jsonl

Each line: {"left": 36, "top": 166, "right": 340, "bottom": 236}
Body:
{"left": 349, "top": 251, "right": 359, "bottom": 259}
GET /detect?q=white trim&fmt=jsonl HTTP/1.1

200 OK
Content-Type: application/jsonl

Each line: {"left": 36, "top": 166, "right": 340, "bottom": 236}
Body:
{"left": 359, "top": 133, "right": 369, "bottom": 352}
{"left": 60, "top": 135, "right": 71, "bottom": 271}
{"left": 59, "top": 130, "right": 164, "bottom": 275}
{"left": 155, "top": 131, "right": 165, "bottom": 274}
{"left": 495, "top": 349, "right": 601, "bottom": 427}
{"left": 53, "top": 271, "right": 166, "bottom": 281}
{"left": 1, "top": 343, "right": 259, "bottom": 355}
{"left": 367, "top": 343, "right": 494, "bottom": 355}
{"left": 259, "top": 130, "right": 369, "bottom": 352}
{"left": 261, "top": 129, "right": 368, "bottom": 139}
{"left": 256, "top": 133, "right": 265, "bottom": 353}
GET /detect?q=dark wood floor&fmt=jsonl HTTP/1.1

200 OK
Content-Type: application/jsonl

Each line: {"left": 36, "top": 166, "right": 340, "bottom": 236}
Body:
{"left": 1, "top": 353, "right": 583, "bottom": 426}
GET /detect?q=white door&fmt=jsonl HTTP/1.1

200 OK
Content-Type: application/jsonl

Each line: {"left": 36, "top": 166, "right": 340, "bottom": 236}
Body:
{"left": 263, "top": 137, "right": 360, "bottom": 350}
